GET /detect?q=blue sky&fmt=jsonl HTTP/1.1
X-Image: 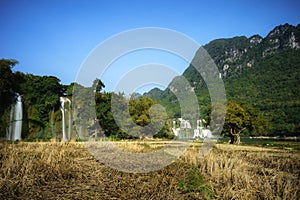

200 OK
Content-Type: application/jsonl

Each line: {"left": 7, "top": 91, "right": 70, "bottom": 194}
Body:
{"left": 1, "top": 0, "right": 300, "bottom": 93}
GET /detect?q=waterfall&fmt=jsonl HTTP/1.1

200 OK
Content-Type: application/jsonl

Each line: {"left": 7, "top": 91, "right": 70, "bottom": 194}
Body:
{"left": 14, "top": 96, "right": 22, "bottom": 140}
{"left": 60, "top": 101, "right": 67, "bottom": 141}
{"left": 60, "top": 97, "right": 71, "bottom": 142}
{"left": 172, "top": 120, "right": 180, "bottom": 137}
{"left": 7, "top": 95, "right": 22, "bottom": 141}
{"left": 68, "top": 106, "right": 72, "bottom": 140}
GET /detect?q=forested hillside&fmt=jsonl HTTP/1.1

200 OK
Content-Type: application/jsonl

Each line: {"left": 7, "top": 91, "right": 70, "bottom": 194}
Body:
{"left": 146, "top": 23, "right": 300, "bottom": 136}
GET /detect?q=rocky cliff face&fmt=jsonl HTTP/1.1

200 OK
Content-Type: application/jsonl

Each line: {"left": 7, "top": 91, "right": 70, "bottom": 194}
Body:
{"left": 198, "top": 23, "right": 300, "bottom": 79}
{"left": 262, "top": 23, "right": 300, "bottom": 56}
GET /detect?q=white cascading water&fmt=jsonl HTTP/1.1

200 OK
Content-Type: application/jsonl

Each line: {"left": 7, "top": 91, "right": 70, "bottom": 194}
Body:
{"left": 60, "top": 97, "right": 71, "bottom": 142}
{"left": 7, "top": 95, "right": 22, "bottom": 141}
{"left": 172, "top": 118, "right": 212, "bottom": 139}
{"left": 172, "top": 120, "right": 180, "bottom": 137}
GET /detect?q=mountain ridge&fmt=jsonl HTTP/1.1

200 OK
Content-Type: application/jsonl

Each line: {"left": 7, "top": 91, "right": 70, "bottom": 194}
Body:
{"left": 145, "top": 23, "right": 300, "bottom": 136}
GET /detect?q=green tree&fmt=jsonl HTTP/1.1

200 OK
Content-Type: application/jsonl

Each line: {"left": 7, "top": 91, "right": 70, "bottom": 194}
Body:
{"left": 93, "top": 78, "right": 105, "bottom": 94}
{"left": 129, "top": 95, "right": 168, "bottom": 138}
{"left": 223, "top": 101, "right": 269, "bottom": 144}
{"left": 94, "top": 92, "right": 171, "bottom": 139}
{"left": 0, "top": 59, "right": 20, "bottom": 137}
{"left": 95, "top": 91, "right": 123, "bottom": 138}
{"left": 0, "top": 59, "right": 18, "bottom": 115}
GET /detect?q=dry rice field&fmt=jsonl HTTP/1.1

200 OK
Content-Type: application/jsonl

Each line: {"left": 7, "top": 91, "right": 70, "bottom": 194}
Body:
{"left": 0, "top": 141, "right": 299, "bottom": 199}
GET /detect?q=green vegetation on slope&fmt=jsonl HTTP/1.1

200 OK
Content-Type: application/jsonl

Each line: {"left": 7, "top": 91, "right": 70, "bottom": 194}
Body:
{"left": 146, "top": 23, "right": 300, "bottom": 137}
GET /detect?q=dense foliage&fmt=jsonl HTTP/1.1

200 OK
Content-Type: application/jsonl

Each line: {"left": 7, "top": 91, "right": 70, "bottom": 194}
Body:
{"left": 222, "top": 101, "right": 270, "bottom": 144}
{"left": 0, "top": 63, "right": 173, "bottom": 140}
{"left": 0, "top": 59, "right": 19, "bottom": 136}
{"left": 94, "top": 92, "right": 173, "bottom": 139}
{"left": 0, "top": 61, "right": 66, "bottom": 139}
{"left": 146, "top": 23, "right": 300, "bottom": 137}
{"left": 0, "top": 59, "right": 18, "bottom": 114}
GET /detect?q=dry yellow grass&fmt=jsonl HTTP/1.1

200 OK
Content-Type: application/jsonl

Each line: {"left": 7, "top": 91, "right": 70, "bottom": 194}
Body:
{"left": 0, "top": 141, "right": 210, "bottom": 199}
{"left": 181, "top": 142, "right": 300, "bottom": 199}
{"left": 113, "top": 140, "right": 166, "bottom": 153}
{"left": 0, "top": 141, "right": 299, "bottom": 199}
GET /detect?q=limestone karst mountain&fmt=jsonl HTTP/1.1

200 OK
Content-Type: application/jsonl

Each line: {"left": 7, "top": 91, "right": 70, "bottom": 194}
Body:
{"left": 145, "top": 23, "right": 300, "bottom": 136}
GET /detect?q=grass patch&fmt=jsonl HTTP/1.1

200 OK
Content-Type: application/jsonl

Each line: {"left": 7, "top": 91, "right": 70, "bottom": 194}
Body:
{"left": 178, "top": 166, "right": 214, "bottom": 198}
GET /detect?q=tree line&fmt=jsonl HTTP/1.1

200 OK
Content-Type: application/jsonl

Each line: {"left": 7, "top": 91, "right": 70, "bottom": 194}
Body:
{"left": 0, "top": 59, "right": 174, "bottom": 140}
{"left": 1, "top": 58, "right": 270, "bottom": 143}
